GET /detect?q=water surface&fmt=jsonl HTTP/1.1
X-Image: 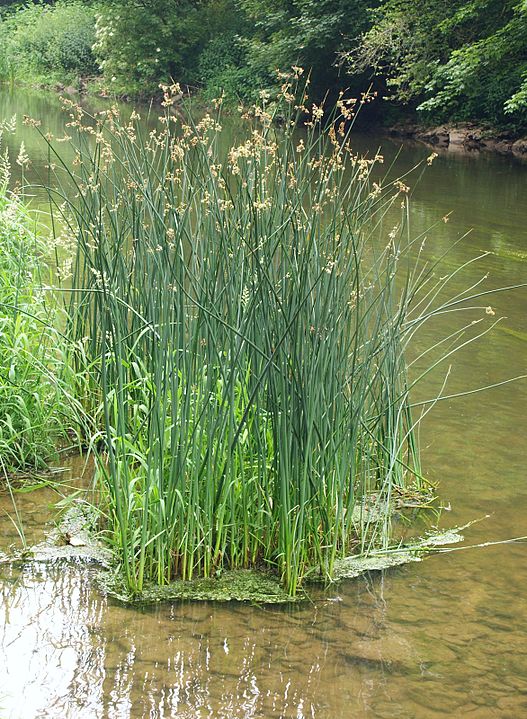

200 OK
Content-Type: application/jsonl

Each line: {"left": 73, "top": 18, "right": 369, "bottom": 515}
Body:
{"left": 0, "top": 87, "right": 526, "bottom": 719}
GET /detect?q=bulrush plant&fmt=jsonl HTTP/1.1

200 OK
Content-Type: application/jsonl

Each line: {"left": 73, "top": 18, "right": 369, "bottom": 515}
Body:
{"left": 33, "top": 77, "right": 499, "bottom": 597}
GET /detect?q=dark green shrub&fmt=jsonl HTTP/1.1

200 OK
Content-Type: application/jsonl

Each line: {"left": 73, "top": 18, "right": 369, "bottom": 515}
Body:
{"left": 0, "top": 1, "right": 97, "bottom": 84}
{"left": 198, "top": 35, "right": 266, "bottom": 104}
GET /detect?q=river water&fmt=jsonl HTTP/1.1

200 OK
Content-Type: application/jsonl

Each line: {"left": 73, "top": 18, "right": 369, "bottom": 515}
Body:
{"left": 0, "top": 88, "right": 526, "bottom": 718}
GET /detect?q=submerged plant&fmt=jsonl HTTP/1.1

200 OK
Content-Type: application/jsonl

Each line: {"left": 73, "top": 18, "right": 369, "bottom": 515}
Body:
{"left": 35, "top": 79, "right": 507, "bottom": 597}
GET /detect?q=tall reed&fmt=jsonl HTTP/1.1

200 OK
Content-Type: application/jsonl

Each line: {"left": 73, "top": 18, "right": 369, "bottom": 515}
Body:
{"left": 37, "top": 80, "right": 494, "bottom": 596}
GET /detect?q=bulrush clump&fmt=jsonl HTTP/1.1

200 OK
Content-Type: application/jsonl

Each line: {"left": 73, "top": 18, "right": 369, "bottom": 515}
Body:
{"left": 32, "top": 73, "right": 501, "bottom": 597}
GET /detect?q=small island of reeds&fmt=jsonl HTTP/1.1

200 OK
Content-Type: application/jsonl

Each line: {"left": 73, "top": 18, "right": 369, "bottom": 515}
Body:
{"left": 1, "top": 77, "right": 508, "bottom": 601}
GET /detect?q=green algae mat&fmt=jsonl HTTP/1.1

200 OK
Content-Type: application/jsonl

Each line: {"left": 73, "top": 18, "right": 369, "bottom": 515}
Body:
{"left": 0, "top": 504, "right": 473, "bottom": 604}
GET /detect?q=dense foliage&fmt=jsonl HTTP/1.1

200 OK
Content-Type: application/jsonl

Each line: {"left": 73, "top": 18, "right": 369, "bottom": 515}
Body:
{"left": 93, "top": 0, "right": 218, "bottom": 97}
{"left": 351, "top": 0, "right": 527, "bottom": 128}
{"left": 234, "top": 0, "right": 373, "bottom": 102}
{"left": 0, "top": 0, "right": 97, "bottom": 86}
{"left": 0, "top": 0, "right": 526, "bottom": 131}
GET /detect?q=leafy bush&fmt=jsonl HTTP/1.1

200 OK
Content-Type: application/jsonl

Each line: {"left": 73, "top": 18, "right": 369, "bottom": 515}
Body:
{"left": 93, "top": 0, "right": 208, "bottom": 97}
{"left": 93, "top": 0, "right": 246, "bottom": 98}
{"left": 350, "top": 0, "right": 527, "bottom": 129}
{"left": 0, "top": 1, "right": 97, "bottom": 86}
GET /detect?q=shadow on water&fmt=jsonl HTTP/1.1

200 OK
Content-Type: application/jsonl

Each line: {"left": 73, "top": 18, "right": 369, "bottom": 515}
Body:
{"left": 0, "top": 87, "right": 526, "bottom": 718}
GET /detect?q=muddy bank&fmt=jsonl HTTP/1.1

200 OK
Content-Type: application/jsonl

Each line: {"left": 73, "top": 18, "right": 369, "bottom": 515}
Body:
{"left": 388, "top": 121, "right": 527, "bottom": 158}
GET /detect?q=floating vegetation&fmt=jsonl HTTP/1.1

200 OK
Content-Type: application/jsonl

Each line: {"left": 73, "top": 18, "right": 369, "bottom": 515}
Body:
{"left": 332, "top": 528, "right": 465, "bottom": 580}
{"left": 333, "top": 550, "right": 423, "bottom": 579}
{"left": 29, "top": 502, "right": 112, "bottom": 565}
{"left": 1, "top": 502, "right": 525, "bottom": 603}
{"left": 101, "top": 569, "right": 295, "bottom": 605}
{"left": 490, "top": 248, "right": 527, "bottom": 263}
{"left": 0, "top": 500, "right": 109, "bottom": 565}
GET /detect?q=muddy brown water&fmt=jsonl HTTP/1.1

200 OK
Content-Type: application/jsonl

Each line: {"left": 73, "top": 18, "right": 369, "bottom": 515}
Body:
{"left": 0, "top": 88, "right": 526, "bottom": 718}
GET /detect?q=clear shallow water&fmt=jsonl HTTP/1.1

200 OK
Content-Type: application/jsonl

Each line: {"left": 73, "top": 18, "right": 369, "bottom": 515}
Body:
{"left": 0, "top": 87, "right": 526, "bottom": 718}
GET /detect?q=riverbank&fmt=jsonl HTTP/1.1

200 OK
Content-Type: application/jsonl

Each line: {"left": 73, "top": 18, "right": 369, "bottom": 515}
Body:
{"left": 388, "top": 121, "right": 527, "bottom": 159}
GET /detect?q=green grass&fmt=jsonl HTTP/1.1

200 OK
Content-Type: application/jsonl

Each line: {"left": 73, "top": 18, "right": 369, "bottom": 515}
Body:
{"left": 0, "top": 170, "right": 70, "bottom": 473}
{"left": 31, "top": 80, "right": 507, "bottom": 598}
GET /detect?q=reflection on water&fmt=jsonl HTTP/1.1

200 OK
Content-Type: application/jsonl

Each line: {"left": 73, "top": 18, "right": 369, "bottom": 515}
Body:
{"left": 0, "top": 564, "right": 100, "bottom": 718}
{"left": 1, "top": 549, "right": 527, "bottom": 718}
{"left": 0, "top": 87, "right": 526, "bottom": 718}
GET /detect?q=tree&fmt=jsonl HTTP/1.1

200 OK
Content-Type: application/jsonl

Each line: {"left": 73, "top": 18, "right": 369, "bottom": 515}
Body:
{"left": 237, "top": 0, "right": 373, "bottom": 102}
{"left": 94, "top": 0, "right": 212, "bottom": 96}
{"left": 348, "top": 0, "right": 527, "bottom": 128}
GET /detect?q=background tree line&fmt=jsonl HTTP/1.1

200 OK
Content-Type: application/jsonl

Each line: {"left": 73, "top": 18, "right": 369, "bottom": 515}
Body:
{"left": 0, "top": 0, "right": 526, "bottom": 131}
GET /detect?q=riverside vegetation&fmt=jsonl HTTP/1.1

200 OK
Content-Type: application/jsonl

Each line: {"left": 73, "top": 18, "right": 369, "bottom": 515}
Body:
{"left": 0, "top": 126, "right": 72, "bottom": 473}
{"left": 0, "top": 80, "right": 521, "bottom": 600}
